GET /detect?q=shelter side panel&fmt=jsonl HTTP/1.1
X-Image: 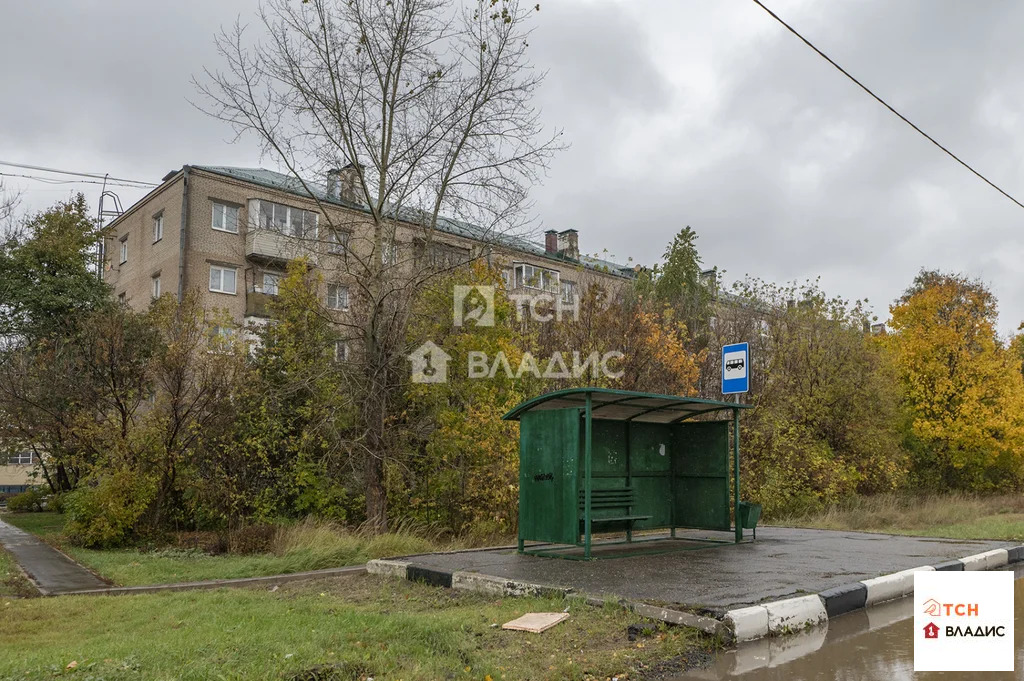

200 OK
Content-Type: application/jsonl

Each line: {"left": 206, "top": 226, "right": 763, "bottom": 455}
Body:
{"left": 589, "top": 419, "right": 628, "bottom": 478}
{"left": 518, "top": 408, "right": 581, "bottom": 545}
{"left": 627, "top": 423, "right": 674, "bottom": 528}
{"left": 671, "top": 421, "right": 731, "bottom": 531}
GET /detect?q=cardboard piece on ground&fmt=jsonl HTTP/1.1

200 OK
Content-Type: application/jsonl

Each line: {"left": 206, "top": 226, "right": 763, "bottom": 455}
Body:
{"left": 501, "top": 612, "right": 570, "bottom": 633}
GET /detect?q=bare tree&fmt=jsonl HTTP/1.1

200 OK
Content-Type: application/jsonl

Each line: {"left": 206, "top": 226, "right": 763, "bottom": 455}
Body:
{"left": 0, "top": 182, "right": 22, "bottom": 341}
{"left": 0, "top": 181, "right": 19, "bottom": 232}
{"left": 197, "top": 0, "right": 561, "bottom": 530}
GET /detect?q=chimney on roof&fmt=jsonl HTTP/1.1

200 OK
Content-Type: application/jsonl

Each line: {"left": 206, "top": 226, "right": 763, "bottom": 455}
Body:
{"left": 327, "top": 162, "right": 364, "bottom": 205}
{"left": 340, "top": 163, "right": 363, "bottom": 204}
{"left": 545, "top": 230, "right": 558, "bottom": 255}
{"left": 557, "top": 229, "right": 579, "bottom": 260}
{"left": 326, "top": 168, "right": 342, "bottom": 199}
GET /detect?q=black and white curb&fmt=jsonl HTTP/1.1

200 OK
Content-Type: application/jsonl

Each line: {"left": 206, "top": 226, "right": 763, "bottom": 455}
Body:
{"left": 723, "top": 546, "right": 1023, "bottom": 641}
{"left": 366, "top": 558, "right": 727, "bottom": 636}
{"left": 367, "top": 559, "right": 570, "bottom": 599}
{"left": 369, "top": 545, "right": 1024, "bottom": 643}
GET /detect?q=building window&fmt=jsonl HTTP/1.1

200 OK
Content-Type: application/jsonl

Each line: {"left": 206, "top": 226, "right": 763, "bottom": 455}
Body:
{"left": 326, "top": 283, "right": 349, "bottom": 310}
{"left": 326, "top": 228, "right": 349, "bottom": 255}
{"left": 254, "top": 200, "right": 317, "bottom": 238}
{"left": 207, "top": 324, "right": 236, "bottom": 352}
{"left": 152, "top": 275, "right": 161, "bottom": 299}
{"left": 560, "top": 280, "right": 577, "bottom": 304}
{"left": 263, "top": 272, "right": 280, "bottom": 295}
{"left": 209, "top": 265, "right": 238, "bottom": 295}
{"left": 7, "top": 451, "right": 33, "bottom": 465}
{"left": 212, "top": 202, "right": 240, "bottom": 233}
{"left": 118, "top": 292, "right": 126, "bottom": 304}
{"left": 513, "top": 263, "right": 559, "bottom": 292}
{"left": 334, "top": 340, "right": 350, "bottom": 362}
{"left": 153, "top": 214, "right": 164, "bottom": 243}
{"left": 119, "top": 236, "right": 128, "bottom": 264}
{"left": 501, "top": 269, "right": 511, "bottom": 289}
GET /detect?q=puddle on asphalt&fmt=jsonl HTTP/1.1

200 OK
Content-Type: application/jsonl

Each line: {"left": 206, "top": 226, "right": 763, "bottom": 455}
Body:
{"left": 674, "top": 564, "right": 1024, "bottom": 680}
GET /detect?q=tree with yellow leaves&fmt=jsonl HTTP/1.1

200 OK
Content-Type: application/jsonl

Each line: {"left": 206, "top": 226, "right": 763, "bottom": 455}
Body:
{"left": 887, "top": 270, "right": 1024, "bottom": 490}
{"left": 402, "top": 263, "right": 532, "bottom": 537}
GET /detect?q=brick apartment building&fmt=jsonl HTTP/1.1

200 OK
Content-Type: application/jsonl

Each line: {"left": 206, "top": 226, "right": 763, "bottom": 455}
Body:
{"left": 102, "top": 165, "right": 634, "bottom": 344}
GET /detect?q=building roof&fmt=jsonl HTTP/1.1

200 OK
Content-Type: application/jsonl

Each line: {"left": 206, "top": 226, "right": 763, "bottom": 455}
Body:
{"left": 192, "top": 165, "right": 634, "bottom": 279}
{"left": 502, "top": 387, "right": 752, "bottom": 423}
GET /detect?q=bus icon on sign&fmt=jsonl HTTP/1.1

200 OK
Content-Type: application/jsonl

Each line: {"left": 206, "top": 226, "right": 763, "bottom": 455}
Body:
{"left": 725, "top": 357, "right": 745, "bottom": 372}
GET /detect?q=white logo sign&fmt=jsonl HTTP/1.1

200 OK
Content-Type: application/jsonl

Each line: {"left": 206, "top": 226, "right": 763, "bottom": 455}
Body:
{"left": 914, "top": 570, "right": 1014, "bottom": 672}
{"left": 453, "top": 285, "right": 494, "bottom": 327}
{"left": 408, "top": 341, "right": 452, "bottom": 384}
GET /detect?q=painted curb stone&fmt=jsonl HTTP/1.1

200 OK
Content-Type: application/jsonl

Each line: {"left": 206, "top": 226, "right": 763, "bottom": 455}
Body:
{"left": 961, "top": 548, "right": 1008, "bottom": 571}
{"left": 724, "top": 605, "right": 769, "bottom": 642}
{"left": 818, "top": 582, "right": 867, "bottom": 617}
{"left": 862, "top": 566, "right": 934, "bottom": 606}
{"left": 765, "top": 595, "right": 828, "bottom": 634}
{"left": 365, "top": 559, "right": 410, "bottom": 579}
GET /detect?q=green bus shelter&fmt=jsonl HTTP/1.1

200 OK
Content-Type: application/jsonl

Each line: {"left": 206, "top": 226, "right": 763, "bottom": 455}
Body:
{"left": 503, "top": 388, "right": 754, "bottom": 560}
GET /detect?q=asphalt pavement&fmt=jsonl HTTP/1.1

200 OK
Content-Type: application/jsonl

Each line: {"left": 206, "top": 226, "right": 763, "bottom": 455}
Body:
{"left": 400, "top": 527, "right": 1008, "bottom": 613}
{"left": 0, "top": 518, "right": 108, "bottom": 594}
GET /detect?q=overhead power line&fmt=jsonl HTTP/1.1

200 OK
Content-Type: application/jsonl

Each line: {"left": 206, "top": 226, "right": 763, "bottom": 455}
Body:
{"left": 0, "top": 172, "right": 154, "bottom": 191}
{"left": 0, "top": 160, "right": 158, "bottom": 187}
{"left": 751, "top": 0, "right": 1024, "bottom": 212}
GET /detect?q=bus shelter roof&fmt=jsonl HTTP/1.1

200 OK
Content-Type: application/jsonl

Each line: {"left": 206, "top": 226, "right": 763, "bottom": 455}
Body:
{"left": 502, "top": 388, "right": 753, "bottom": 424}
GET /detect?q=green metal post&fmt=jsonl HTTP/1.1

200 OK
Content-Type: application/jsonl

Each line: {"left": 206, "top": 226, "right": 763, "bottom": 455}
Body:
{"left": 733, "top": 406, "right": 741, "bottom": 543}
{"left": 584, "top": 393, "right": 593, "bottom": 560}
{"left": 625, "top": 421, "right": 632, "bottom": 543}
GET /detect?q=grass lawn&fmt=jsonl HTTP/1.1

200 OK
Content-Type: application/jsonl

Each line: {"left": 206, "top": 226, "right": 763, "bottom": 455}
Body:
{"left": 0, "top": 574, "right": 712, "bottom": 681}
{"left": 780, "top": 493, "right": 1024, "bottom": 541}
{"left": 0, "top": 513, "right": 443, "bottom": 587}
{"left": 1, "top": 511, "right": 65, "bottom": 539}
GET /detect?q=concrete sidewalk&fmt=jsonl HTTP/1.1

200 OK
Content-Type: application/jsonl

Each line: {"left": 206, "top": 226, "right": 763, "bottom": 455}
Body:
{"left": 0, "top": 519, "right": 108, "bottom": 594}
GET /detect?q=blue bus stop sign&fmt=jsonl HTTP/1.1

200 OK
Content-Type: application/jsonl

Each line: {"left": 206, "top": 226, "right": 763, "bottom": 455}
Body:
{"left": 722, "top": 342, "right": 749, "bottom": 395}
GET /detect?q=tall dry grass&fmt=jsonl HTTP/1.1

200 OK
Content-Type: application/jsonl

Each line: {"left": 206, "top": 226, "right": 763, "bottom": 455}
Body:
{"left": 269, "top": 518, "right": 441, "bottom": 572}
{"left": 781, "top": 493, "right": 1024, "bottom": 533}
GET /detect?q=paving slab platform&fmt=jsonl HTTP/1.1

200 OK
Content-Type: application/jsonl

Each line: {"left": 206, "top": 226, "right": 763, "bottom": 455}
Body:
{"left": 396, "top": 527, "right": 1007, "bottom": 614}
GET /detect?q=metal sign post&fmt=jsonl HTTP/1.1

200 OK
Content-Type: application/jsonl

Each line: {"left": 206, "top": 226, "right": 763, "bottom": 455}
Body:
{"left": 722, "top": 342, "right": 749, "bottom": 543}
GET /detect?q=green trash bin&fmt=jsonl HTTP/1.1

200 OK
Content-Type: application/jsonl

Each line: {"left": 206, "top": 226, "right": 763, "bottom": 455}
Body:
{"left": 738, "top": 501, "right": 762, "bottom": 539}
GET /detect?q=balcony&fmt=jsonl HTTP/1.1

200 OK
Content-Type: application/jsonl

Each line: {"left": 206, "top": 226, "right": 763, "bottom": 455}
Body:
{"left": 245, "top": 290, "right": 276, "bottom": 318}
{"left": 246, "top": 228, "right": 301, "bottom": 265}
{"left": 246, "top": 198, "right": 322, "bottom": 266}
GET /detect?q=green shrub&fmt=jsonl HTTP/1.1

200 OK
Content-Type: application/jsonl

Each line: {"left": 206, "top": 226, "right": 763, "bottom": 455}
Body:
{"left": 6, "top": 488, "right": 45, "bottom": 513}
{"left": 45, "top": 492, "right": 67, "bottom": 514}
{"left": 65, "top": 470, "right": 157, "bottom": 548}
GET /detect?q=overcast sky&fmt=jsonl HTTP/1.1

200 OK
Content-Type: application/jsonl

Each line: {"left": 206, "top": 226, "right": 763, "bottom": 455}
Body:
{"left": 3, "top": 0, "right": 1023, "bottom": 334}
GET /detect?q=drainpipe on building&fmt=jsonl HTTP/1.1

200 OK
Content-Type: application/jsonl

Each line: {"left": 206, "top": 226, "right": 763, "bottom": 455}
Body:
{"left": 177, "top": 166, "right": 190, "bottom": 303}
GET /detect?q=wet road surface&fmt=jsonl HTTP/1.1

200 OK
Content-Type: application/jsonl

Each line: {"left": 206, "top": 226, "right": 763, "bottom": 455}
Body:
{"left": 676, "top": 563, "right": 1024, "bottom": 680}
